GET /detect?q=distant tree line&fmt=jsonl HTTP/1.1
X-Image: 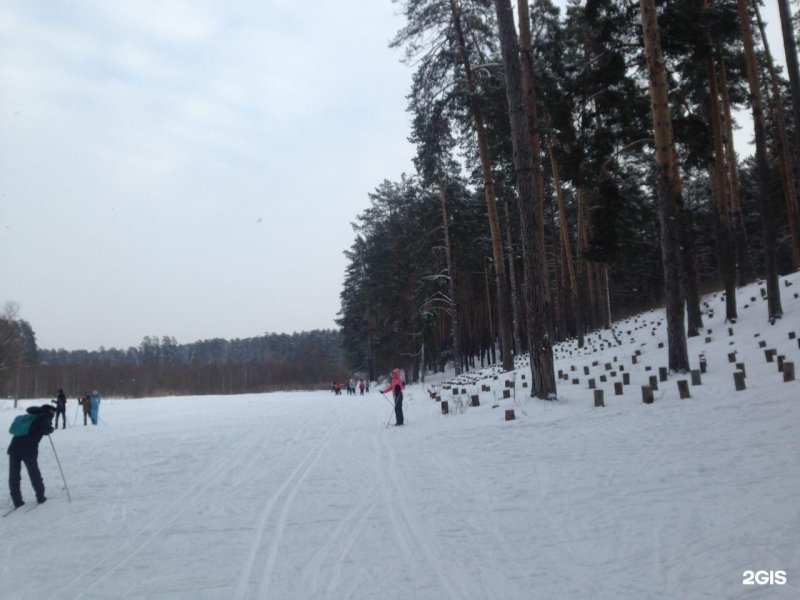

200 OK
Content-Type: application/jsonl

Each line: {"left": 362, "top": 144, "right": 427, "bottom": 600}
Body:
{"left": 0, "top": 324, "right": 347, "bottom": 399}
{"left": 339, "top": 0, "right": 800, "bottom": 392}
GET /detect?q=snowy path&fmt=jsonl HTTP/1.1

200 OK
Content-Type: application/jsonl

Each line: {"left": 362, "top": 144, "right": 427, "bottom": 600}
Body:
{"left": 1, "top": 385, "right": 798, "bottom": 599}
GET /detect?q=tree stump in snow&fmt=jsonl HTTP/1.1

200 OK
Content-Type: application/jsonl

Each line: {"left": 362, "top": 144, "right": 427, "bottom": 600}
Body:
{"left": 441, "top": 401, "right": 449, "bottom": 414}
{"left": 736, "top": 362, "right": 746, "bottom": 377}
{"left": 642, "top": 386, "right": 654, "bottom": 404}
{"left": 777, "top": 355, "right": 786, "bottom": 372}
{"left": 594, "top": 389, "right": 605, "bottom": 407}
{"left": 659, "top": 367, "right": 668, "bottom": 382}
{"left": 783, "top": 362, "right": 795, "bottom": 382}
{"left": 572, "top": 378, "right": 579, "bottom": 385}
{"left": 503, "top": 389, "right": 511, "bottom": 399}
{"left": 690, "top": 370, "right": 701, "bottom": 386}
{"left": 765, "top": 349, "right": 777, "bottom": 362}
{"left": 734, "top": 371, "right": 746, "bottom": 391}
{"left": 600, "top": 375, "right": 607, "bottom": 383}
{"left": 758, "top": 340, "right": 767, "bottom": 348}
{"left": 623, "top": 373, "right": 631, "bottom": 385}
{"left": 632, "top": 355, "right": 638, "bottom": 365}
{"left": 727, "top": 352, "right": 737, "bottom": 363}
{"left": 470, "top": 395, "right": 480, "bottom": 407}
{"left": 788, "top": 331, "right": 796, "bottom": 340}
{"left": 649, "top": 375, "right": 658, "bottom": 390}
{"left": 699, "top": 359, "right": 707, "bottom": 374}
{"left": 677, "top": 380, "right": 690, "bottom": 399}
{"left": 588, "top": 378, "right": 596, "bottom": 389}
{"left": 505, "top": 409, "right": 516, "bottom": 421}
{"left": 614, "top": 382, "right": 623, "bottom": 395}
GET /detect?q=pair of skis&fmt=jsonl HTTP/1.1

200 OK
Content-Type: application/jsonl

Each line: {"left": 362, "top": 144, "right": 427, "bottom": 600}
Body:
{"left": 2, "top": 503, "right": 42, "bottom": 517}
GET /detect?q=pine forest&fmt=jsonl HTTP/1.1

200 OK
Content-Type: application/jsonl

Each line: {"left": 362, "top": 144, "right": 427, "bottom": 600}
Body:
{"left": 338, "top": 0, "right": 800, "bottom": 396}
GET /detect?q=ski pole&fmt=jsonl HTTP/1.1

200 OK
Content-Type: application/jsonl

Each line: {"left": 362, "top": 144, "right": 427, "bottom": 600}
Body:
{"left": 48, "top": 436, "right": 72, "bottom": 503}
{"left": 382, "top": 392, "right": 399, "bottom": 428}
{"left": 72, "top": 401, "right": 79, "bottom": 427}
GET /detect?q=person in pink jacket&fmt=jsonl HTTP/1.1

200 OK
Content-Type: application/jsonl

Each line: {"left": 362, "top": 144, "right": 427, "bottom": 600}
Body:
{"left": 382, "top": 368, "right": 405, "bottom": 426}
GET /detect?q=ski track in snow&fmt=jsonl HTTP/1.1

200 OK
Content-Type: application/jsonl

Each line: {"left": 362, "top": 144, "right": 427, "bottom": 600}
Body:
{"left": 50, "top": 414, "right": 290, "bottom": 600}
{"left": 235, "top": 404, "right": 345, "bottom": 600}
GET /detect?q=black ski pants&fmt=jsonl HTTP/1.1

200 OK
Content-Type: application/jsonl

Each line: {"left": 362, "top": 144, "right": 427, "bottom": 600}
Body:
{"left": 8, "top": 451, "right": 45, "bottom": 506}
{"left": 54, "top": 408, "right": 66, "bottom": 429}
{"left": 394, "top": 391, "right": 404, "bottom": 426}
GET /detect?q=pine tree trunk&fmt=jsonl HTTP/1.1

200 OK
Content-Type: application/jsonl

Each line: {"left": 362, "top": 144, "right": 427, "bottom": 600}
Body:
{"left": 777, "top": 0, "right": 800, "bottom": 240}
{"left": 754, "top": 0, "right": 800, "bottom": 270}
{"left": 438, "top": 180, "right": 462, "bottom": 375}
{"left": 640, "top": 0, "right": 690, "bottom": 372}
{"left": 517, "top": 0, "right": 554, "bottom": 335}
{"left": 576, "top": 186, "right": 591, "bottom": 343}
{"left": 738, "top": 0, "right": 784, "bottom": 320}
{"left": 503, "top": 198, "right": 524, "bottom": 354}
{"left": 494, "top": 0, "right": 557, "bottom": 399}
{"left": 681, "top": 207, "right": 704, "bottom": 336}
{"left": 705, "top": 46, "right": 738, "bottom": 321}
{"left": 718, "top": 49, "right": 756, "bottom": 286}
{"left": 549, "top": 133, "right": 583, "bottom": 343}
{"left": 449, "top": 0, "right": 515, "bottom": 370}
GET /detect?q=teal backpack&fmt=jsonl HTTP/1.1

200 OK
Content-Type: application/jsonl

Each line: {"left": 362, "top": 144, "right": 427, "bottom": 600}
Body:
{"left": 9, "top": 414, "right": 37, "bottom": 437}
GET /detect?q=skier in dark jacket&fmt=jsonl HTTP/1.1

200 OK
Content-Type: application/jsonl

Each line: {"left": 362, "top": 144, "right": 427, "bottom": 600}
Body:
{"left": 53, "top": 389, "right": 67, "bottom": 429}
{"left": 78, "top": 394, "right": 92, "bottom": 426}
{"left": 7, "top": 405, "right": 56, "bottom": 508}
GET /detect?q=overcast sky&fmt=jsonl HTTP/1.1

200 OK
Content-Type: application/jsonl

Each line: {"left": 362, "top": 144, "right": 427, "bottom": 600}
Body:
{"left": 0, "top": 1, "right": 790, "bottom": 352}
{"left": 0, "top": 1, "right": 416, "bottom": 350}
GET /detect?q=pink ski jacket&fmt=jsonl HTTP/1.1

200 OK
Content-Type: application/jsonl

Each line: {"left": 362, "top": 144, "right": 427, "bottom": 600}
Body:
{"left": 381, "top": 368, "right": 405, "bottom": 395}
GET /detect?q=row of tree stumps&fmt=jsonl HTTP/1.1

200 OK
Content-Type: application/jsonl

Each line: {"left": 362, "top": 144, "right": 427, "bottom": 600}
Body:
{"left": 429, "top": 291, "right": 797, "bottom": 416}
{"left": 557, "top": 352, "right": 699, "bottom": 408}
{"left": 732, "top": 329, "right": 797, "bottom": 391}
{"left": 431, "top": 369, "right": 528, "bottom": 421}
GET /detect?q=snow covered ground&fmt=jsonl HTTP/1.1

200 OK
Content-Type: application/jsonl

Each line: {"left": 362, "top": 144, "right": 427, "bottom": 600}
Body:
{"left": 2, "top": 275, "right": 799, "bottom": 600}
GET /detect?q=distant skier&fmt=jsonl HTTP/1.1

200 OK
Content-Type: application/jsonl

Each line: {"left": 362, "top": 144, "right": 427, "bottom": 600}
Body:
{"left": 382, "top": 368, "right": 405, "bottom": 426}
{"left": 53, "top": 389, "right": 67, "bottom": 429}
{"left": 7, "top": 404, "right": 56, "bottom": 508}
{"left": 78, "top": 394, "right": 92, "bottom": 426}
{"left": 90, "top": 390, "right": 101, "bottom": 425}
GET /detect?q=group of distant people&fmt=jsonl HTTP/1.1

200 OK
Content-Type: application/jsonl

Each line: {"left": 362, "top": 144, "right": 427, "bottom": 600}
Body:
{"left": 331, "top": 378, "right": 369, "bottom": 395}
{"left": 6, "top": 389, "right": 102, "bottom": 509}
{"left": 52, "top": 389, "right": 102, "bottom": 428}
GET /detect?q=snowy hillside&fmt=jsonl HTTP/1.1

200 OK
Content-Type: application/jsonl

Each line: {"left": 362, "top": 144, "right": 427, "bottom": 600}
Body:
{"left": 1, "top": 275, "right": 799, "bottom": 600}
